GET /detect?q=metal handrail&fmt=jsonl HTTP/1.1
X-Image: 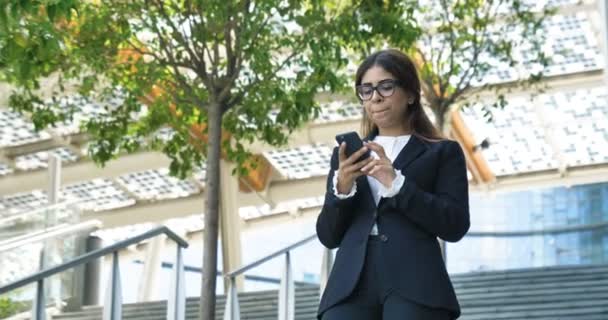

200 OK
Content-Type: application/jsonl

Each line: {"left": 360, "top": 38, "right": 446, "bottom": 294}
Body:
{"left": 466, "top": 220, "right": 608, "bottom": 237}
{"left": 225, "top": 234, "right": 317, "bottom": 278}
{"left": 0, "top": 225, "right": 188, "bottom": 294}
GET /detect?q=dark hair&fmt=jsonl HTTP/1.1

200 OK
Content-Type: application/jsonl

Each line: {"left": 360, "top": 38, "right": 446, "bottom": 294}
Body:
{"left": 355, "top": 49, "right": 443, "bottom": 141}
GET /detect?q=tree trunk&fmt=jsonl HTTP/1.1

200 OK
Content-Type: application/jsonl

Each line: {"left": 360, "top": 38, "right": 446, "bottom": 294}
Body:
{"left": 432, "top": 101, "right": 446, "bottom": 133}
{"left": 200, "top": 103, "right": 222, "bottom": 320}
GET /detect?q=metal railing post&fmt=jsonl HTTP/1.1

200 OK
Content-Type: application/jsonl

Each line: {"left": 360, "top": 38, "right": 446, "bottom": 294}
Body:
{"left": 31, "top": 245, "right": 47, "bottom": 320}
{"left": 319, "top": 247, "right": 333, "bottom": 298}
{"left": 167, "top": 245, "right": 186, "bottom": 320}
{"left": 83, "top": 235, "right": 103, "bottom": 306}
{"left": 278, "top": 251, "right": 294, "bottom": 320}
{"left": 103, "top": 251, "right": 122, "bottom": 320}
{"left": 32, "top": 279, "right": 46, "bottom": 320}
{"left": 223, "top": 276, "right": 240, "bottom": 320}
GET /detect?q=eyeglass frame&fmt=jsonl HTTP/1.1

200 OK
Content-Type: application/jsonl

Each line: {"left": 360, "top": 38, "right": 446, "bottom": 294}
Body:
{"left": 355, "top": 79, "right": 403, "bottom": 101}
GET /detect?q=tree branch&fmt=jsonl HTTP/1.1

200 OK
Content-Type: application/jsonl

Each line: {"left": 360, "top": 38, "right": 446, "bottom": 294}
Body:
{"left": 224, "top": 41, "right": 305, "bottom": 115}
{"left": 438, "top": 0, "right": 455, "bottom": 100}
{"left": 152, "top": 0, "right": 209, "bottom": 85}
{"left": 140, "top": 0, "right": 203, "bottom": 109}
{"left": 450, "top": 1, "right": 493, "bottom": 102}
{"left": 415, "top": 46, "right": 439, "bottom": 106}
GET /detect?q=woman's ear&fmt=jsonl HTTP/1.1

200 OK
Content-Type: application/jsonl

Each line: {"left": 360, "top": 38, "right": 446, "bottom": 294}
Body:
{"left": 406, "top": 92, "right": 415, "bottom": 105}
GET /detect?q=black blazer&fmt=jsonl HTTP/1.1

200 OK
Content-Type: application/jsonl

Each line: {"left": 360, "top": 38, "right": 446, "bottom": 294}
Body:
{"left": 316, "top": 134, "right": 470, "bottom": 319}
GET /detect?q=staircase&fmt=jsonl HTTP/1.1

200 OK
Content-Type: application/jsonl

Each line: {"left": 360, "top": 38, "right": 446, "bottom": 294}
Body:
{"left": 52, "top": 264, "right": 608, "bottom": 320}
{"left": 52, "top": 285, "right": 320, "bottom": 320}
{"left": 453, "top": 263, "right": 608, "bottom": 320}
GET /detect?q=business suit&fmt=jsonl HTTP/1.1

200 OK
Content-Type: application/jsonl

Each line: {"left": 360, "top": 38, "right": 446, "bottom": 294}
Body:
{"left": 316, "top": 134, "right": 470, "bottom": 319}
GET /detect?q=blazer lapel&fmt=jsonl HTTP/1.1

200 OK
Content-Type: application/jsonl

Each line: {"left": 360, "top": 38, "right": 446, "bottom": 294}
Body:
{"left": 391, "top": 134, "right": 428, "bottom": 170}
{"left": 363, "top": 131, "right": 428, "bottom": 171}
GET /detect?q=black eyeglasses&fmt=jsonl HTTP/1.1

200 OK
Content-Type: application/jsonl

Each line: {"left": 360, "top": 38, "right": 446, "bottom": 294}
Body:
{"left": 355, "top": 79, "right": 401, "bottom": 101}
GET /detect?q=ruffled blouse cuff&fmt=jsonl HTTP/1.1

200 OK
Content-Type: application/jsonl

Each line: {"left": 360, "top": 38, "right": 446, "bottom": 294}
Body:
{"left": 332, "top": 170, "right": 357, "bottom": 199}
{"left": 378, "top": 169, "right": 405, "bottom": 198}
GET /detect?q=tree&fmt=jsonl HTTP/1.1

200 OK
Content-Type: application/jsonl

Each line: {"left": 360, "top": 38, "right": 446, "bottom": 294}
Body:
{"left": 0, "top": 296, "right": 27, "bottom": 319}
{"left": 0, "top": 1, "right": 420, "bottom": 319}
{"left": 409, "top": 0, "right": 555, "bottom": 131}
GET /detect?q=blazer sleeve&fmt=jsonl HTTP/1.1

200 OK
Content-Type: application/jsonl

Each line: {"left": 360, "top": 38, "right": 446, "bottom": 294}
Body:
{"left": 316, "top": 147, "right": 358, "bottom": 249}
{"left": 386, "top": 140, "right": 470, "bottom": 242}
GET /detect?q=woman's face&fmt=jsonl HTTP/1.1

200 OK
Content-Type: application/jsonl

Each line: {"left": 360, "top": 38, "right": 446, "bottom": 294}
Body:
{"left": 359, "top": 65, "right": 414, "bottom": 134}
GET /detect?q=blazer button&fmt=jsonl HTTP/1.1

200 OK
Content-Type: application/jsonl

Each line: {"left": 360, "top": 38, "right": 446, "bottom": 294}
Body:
{"left": 380, "top": 234, "right": 388, "bottom": 242}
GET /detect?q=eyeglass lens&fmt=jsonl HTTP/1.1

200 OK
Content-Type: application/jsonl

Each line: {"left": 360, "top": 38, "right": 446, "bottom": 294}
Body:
{"left": 357, "top": 80, "right": 397, "bottom": 101}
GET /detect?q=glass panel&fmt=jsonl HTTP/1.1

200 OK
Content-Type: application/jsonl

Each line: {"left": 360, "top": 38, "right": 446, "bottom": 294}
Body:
{"left": 0, "top": 202, "right": 84, "bottom": 308}
{"left": 0, "top": 202, "right": 81, "bottom": 242}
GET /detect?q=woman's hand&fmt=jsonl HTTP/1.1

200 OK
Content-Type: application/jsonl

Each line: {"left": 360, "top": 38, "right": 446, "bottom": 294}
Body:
{"left": 361, "top": 141, "right": 396, "bottom": 188}
{"left": 336, "top": 143, "right": 373, "bottom": 194}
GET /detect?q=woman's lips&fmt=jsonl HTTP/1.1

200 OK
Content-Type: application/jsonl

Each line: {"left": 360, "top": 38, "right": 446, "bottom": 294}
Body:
{"left": 373, "top": 108, "right": 390, "bottom": 115}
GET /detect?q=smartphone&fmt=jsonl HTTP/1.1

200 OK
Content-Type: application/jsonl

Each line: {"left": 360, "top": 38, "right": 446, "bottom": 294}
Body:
{"left": 335, "top": 131, "right": 371, "bottom": 162}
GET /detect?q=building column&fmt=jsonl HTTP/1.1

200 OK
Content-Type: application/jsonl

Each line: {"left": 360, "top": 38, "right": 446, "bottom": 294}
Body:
{"left": 46, "top": 155, "right": 62, "bottom": 309}
{"left": 137, "top": 235, "right": 164, "bottom": 301}
{"left": 600, "top": 0, "right": 608, "bottom": 86}
{"left": 219, "top": 160, "right": 243, "bottom": 292}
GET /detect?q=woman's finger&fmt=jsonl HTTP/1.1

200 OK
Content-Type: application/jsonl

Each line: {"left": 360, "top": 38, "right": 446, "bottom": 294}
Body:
{"left": 364, "top": 142, "right": 389, "bottom": 160}
{"left": 368, "top": 164, "right": 385, "bottom": 175}
{"left": 345, "top": 146, "right": 369, "bottom": 165}
{"left": 352, "top": 170, "right": 365, "bottom": 179}
{"left": 338, "top": 142, "right": 347, "bottom": 164}
{"left": 344, "top": 157, "right": 372, "bottom": 174}
{"left": 368, "top": 166, "right": 378, "bottom": 175}
{"left": 360, "top": 159, "right": 378, "bottom": 172}
{"left": 369, "top": 164, "right": 393, "bottom": 176}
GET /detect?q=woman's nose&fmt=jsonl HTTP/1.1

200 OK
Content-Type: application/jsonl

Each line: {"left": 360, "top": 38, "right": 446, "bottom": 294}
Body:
{"left": 370, "top": 89, "right": 383, "bottom": 102}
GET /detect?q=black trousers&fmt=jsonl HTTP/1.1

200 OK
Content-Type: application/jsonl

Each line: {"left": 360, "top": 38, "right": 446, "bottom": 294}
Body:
{"left": 322, "top": 236, "right": 452, "bottom": 320}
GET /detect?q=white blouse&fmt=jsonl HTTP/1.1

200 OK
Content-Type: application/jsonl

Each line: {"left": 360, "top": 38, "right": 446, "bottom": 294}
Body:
{"left": 332, "top": 135, "right": 410, "bottom": 235}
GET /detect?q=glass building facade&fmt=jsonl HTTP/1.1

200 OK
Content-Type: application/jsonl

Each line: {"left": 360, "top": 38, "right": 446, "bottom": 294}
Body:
{"left": 447, "top": 181, "right": 608, "bottom": 273}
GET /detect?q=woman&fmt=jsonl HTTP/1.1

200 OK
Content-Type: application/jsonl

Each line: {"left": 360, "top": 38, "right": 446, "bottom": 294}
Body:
{"left": 316, "top": 49, "right": 470, "bottom": 320}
